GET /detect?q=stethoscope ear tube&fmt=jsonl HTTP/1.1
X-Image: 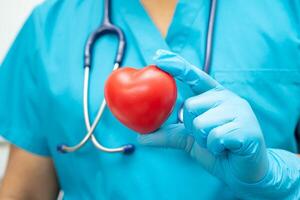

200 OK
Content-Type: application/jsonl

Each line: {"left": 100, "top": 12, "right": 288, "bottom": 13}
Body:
{"left": 204, "top": 0, "right": 217, "bottom": 74}
{"left": 57, "top": 66, "right": 135, "bottom": 154}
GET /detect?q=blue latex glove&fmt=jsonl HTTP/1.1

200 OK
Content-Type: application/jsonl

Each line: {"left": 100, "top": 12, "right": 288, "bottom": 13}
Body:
{"left": 139, "top": 50, "right": 300, "bottom": 199}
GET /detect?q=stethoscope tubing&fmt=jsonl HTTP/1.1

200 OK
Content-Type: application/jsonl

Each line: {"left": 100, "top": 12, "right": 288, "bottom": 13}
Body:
{"left": 58, "top": 63, "right": 135, "bottom": 154}
{"left": 58, "top": 0, "right": 217, "bottom": 154}
{"left": 57, "top": 0, "right": 133, "bottom": 154}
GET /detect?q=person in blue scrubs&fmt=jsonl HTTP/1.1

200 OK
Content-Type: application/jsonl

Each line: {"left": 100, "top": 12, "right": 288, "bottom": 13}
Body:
{"left": 0, "top": 0, "right": 300, "bottom": 199}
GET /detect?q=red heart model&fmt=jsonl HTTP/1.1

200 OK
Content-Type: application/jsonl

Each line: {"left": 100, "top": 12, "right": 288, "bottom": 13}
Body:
{"left": 104, "top": 65, "right": 177, "bottom": 134}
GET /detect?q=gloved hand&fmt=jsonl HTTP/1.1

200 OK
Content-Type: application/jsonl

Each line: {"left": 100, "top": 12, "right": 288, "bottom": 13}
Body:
{"left": 138, "top": 50, "right": 300, "bottom": 200}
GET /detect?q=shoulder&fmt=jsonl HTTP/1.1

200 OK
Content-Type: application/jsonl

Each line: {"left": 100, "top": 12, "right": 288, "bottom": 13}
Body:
{"left": 34, "top": 0, "right": 87, "bottom": 14}
{"left": 31, "top": 0, "right": 104, "bottom": 28}
{"left": 26, "top": 0, "right": 105, "bottom": 49}
{"left": 32, "top": 0, "right": 90, "bottom": 21}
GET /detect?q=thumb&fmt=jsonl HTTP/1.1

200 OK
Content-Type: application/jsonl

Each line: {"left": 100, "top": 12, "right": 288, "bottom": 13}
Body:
{"left": 137, "top": 124, "right": 194, "bottom": 152}
{"left": 153, "top": 49, "right": 221, "bottom": 94}
{"left": 138, "top": 123, "right": 218, "bottom": 176}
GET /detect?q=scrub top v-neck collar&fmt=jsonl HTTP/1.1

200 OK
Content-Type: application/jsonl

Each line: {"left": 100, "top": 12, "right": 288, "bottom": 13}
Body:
{"left": 119, "top": 0, "right": 209, "bottom": 65}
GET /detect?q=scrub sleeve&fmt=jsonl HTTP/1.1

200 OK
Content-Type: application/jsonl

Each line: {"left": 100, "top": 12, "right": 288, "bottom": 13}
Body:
{"left": 0, "top": 8, "right": 50, "bottom": 156}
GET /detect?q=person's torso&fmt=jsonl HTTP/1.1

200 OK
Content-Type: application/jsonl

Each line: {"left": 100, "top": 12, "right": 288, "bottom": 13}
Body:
{"left": 34, "top": 0, "right": 300, "bottom": 199}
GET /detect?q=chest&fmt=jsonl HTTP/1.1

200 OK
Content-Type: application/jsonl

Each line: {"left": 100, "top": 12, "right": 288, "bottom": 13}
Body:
{"left": 45, "top": 0, "right": 300, "bottom": 154}
{"left": 42, "top": 1, "right": 300, "bottom": 198}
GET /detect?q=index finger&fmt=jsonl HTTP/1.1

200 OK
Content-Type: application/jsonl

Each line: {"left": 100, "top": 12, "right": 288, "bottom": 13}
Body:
{"left": 153, "top": 49, "right": 221, "bottom": 94}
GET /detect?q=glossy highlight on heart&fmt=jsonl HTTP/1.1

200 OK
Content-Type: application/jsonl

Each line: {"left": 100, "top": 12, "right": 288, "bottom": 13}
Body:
{"left": 104, "top": 65, "right": 177, "bottom": 134}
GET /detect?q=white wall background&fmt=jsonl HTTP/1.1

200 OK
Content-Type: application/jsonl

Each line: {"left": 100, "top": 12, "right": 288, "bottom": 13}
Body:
{"left": 0, "top": 0, "right": 44, "bottom": 183}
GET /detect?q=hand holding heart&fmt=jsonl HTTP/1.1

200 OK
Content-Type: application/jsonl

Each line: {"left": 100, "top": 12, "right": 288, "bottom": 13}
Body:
{"left": 105, "top": 50, "right": 300, "bottom": 199}
{"left": 138, "top": 50, "right": 271, "bottom": 197}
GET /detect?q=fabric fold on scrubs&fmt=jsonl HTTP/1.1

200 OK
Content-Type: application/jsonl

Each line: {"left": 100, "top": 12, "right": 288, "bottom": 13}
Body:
{"left": 0, "top": 8, "right": 50, "bottom": 156}
{"left": 119, "top": 0, "right": 210, "bottom": 67}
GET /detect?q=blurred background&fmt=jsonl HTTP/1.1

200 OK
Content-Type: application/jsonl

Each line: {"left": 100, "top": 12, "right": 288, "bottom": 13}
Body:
{"left": 0, "top": 0, "right": 44, "bottom": 184}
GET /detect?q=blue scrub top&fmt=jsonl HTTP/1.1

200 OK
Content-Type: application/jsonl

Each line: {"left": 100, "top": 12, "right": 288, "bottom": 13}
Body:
{"left": 0, "top": 0, "right": 300, "bottom": 199}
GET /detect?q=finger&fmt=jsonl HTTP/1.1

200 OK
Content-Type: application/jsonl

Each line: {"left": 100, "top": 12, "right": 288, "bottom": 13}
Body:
{"left": 153, "top": 49, "right": 221, "bottom": 94}
{"left": 183, "top": 87, "right": 228, "bottom": 131}
{"left": 191, "top": 104, "right": 236, "bottom": 147}
{"left": 206, "top": 121, "right": 242, "bottom": 156}
{"left": 207, "top": 123, "right": 268, "bottom": 183}
{"left": 138, "top": 124, "right": 219, "bottom": 175}
{"left": 137, "top": 124, "right": 195, "bottom": 152}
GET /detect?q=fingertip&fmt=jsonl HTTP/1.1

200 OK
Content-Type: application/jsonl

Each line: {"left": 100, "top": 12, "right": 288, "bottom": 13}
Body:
{"left": 154, "top": 49, "right": 173, "bottom": 58}
{"left": 153, "top": 49, "right": 179, "bottom": 65}
{"left": 153, "top": 49, "right": 170, "bottom": 62}
{"left": 153, "top": 52, "right": 160, "bottom": 61}
{"left": 152, "top": 50, "right": 188, "bottom": 78}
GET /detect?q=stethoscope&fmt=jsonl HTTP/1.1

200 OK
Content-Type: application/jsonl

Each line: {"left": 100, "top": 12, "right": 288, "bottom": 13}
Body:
{"left": 57, "top": 0, "right": 217, "bottom": 155}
